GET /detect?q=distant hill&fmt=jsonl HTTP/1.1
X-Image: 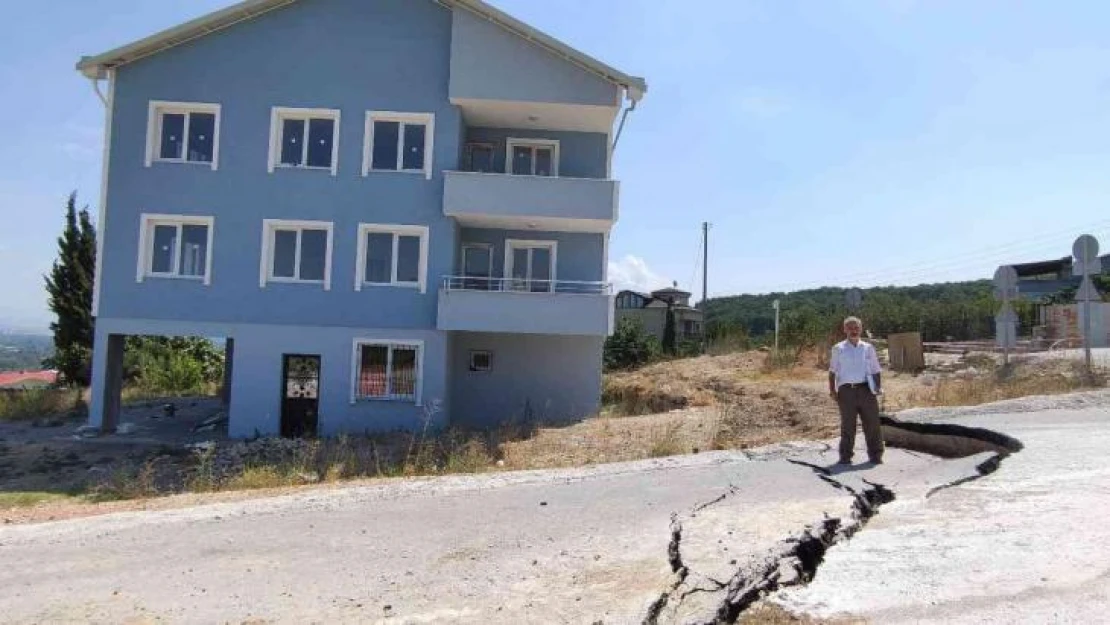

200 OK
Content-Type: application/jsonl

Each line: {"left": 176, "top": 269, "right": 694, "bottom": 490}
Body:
{"left": 0, "top": 333, "right": 54, "bottom": 372}
{"left": 703, "top": 280, "right": 1012, "bottom": 343}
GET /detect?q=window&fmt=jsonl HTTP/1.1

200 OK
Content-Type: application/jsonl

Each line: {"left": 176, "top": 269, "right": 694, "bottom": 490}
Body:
{"left": 268, "top": 107, "right": 340, "bottom": 175}
{"left": 464, "top": 142, "right": 495, "bottom": 173}
{"left": 355, "top": 224, "right": 429, "bottom": 293}
{"left": 505, "top": 239, "right": 557, "bottom": 293}
{"left": 351, "top": 340, "right": 423, "bottom": 404}
{"left": 136, "top": 214, "right": 214, "bottom": 284}
{"left": 506, "top": 138, "right": 559, "bottom": 177}
{"left": 260, "top": 220, "right": 333, "bottom": 289}
{"left": 363, "top": 112, "right": 435, "bottom": 179}
{"left": 461, "top": 243, "right": 493, "bottom": 290}
{"left": 145, "top": 102, "right": 221, "bottom": 169}
{"left": 468, "top": 350, "right": 492, "bottom": 373}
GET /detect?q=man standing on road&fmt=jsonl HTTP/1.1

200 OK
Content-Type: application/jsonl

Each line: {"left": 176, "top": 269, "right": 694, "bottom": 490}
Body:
{"left": 829, "top": 316, "right": 884, "bottom": 465}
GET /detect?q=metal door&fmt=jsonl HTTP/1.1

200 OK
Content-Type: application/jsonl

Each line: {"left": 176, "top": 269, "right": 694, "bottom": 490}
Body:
{"left": 280, "top": 354, "right": 320, "bottom": 438}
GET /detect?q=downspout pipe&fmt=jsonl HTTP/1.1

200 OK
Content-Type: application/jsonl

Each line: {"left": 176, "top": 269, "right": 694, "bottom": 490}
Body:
{"left": 90, "top": 73, "right": 108, "bottom": 106}
{"left": 611, "top": 89, "right": 641, "bottom": 153}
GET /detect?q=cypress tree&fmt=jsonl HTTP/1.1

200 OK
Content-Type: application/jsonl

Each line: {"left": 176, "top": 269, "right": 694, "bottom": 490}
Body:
{"left": 662, "top": 303, "right": 677, "bottom": 355}
{"left": 44, "top": 192, "right": 96, "bottom": 385}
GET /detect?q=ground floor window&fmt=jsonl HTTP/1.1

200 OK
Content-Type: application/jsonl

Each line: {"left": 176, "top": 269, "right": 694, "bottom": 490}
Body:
{"left": 351, "top": 340, "right": 422, "bottom": 403}
{"left": 469, "top": 350, "right": 492, "bottom": 372}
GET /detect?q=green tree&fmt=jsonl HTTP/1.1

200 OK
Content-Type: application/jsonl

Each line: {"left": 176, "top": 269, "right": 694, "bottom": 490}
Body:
{"left": 43, "top": 192, "right": 96, "bottom": 385}
{"left": 662, "top": 303, "right": 677, "bottom": 355}
{"left": 604, "top": 318, "right": 661, "bottom": 371}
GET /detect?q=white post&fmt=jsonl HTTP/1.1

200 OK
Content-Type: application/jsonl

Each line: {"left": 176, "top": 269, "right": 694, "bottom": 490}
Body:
{"left": 772, "top": 299, "right": 780, "bottom": 353}
{"left": 1073, "top": 234, "right": 1101, "bottom": 375}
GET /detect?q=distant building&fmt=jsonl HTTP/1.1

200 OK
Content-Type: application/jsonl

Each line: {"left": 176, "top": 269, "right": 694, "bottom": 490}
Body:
{"left": 1013, "top": 254, "right": 1110, "bottom": 300}
{"left": 614, "top": 284, "right": 703, "bottom": 343}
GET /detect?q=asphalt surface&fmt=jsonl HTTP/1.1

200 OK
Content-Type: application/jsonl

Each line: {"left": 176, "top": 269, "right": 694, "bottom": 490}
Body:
{"left": 2, "top": 392, "right": 1107, "bottom": 624}
{"left": 777, "top": 398, "right": 1110, "bottom": 624}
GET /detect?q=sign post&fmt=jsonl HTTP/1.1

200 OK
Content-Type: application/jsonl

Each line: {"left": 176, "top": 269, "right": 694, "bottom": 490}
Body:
{"left": 1073, "top": 234, "right": 1102, "bottom": 373}
{"left": 846, "top": 288, "right": 863, "bottom": 313}
{"left": 772, "top": 299, "right": 780, "bottom": 353}
{"left": 993, "top": 265, "right": 1018, "bottom": 365}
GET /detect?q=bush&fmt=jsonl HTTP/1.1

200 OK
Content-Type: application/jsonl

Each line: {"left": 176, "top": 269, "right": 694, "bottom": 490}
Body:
{"left": 604, "top": 318, "right": 662, "bottom": 371}
{"left": 125, "top": 337, "right": 224, "bottom": 396}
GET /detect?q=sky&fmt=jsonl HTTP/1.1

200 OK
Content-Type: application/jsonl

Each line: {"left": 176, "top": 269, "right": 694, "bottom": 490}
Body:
{"left": 4, "top": 0, "right": 1110, "bottom": 333}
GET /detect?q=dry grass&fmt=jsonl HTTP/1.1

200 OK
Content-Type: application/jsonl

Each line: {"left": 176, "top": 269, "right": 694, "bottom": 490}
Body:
{"left": 885, "top": 358, "right": 1106, "bottom": 410}
{"left": 0, "top": 491, "right": 81, "bottom": 509}
{"left": 739, "top": 602, "right": 862, "bottom": 624}
{"left": 0, "top": 388, "right": 83, "bottom": 422}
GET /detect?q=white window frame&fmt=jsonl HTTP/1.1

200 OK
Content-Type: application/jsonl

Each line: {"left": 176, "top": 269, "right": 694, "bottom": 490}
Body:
{"left": 350, "top": 338, "right": 424, "bottom": 405}
{"left": 267, "top": 107, "right": 341, "bottom": 176}
{"left": 354, "top": 223, "right": 429, "bottom": 293}
{"left": 506, "top": 138, "right": 560, "bottom": 177}
{"left": 362, "top": 111, "right": 435, "bottom": 180}
{"left": 259, "top": 219, "right": 334, "bottom": 290}
{"left": 145, "top": 101, "right": 222, "bottom": 170}
{"left": 504, "top": 239, "right": 558, "bottom": 292}
{"left": 136, "top": 213, "right": 215, "bottom": 284}
{"left": 468, "top": 350, "right": 492, "bottom": 373}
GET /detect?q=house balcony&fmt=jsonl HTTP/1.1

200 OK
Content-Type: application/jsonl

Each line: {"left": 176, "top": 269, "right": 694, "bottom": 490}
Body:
{"left": 436, "top": 276, "right": 613, "bottom": 336}
{"left": 444, "top": 171, "right": 617, "bottom": 233}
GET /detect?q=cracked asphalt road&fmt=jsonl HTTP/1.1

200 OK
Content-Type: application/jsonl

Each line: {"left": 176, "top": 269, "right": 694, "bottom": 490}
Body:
{"left": 0, "top": 438, "right": 973, "bottom": 624}
{"left": 3, "top": 394, "right": 1104, "bottom": 624}
{"left": 776, "top": 400, "right": 1110, "bottom": 624}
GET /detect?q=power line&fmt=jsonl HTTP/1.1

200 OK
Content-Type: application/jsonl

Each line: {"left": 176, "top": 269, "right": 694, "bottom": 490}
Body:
{"left": 769, "top": 220, "right": 1110, "bottom": 293}
{"left": 744, "top": 221, "right": 1110, "bottom": 295}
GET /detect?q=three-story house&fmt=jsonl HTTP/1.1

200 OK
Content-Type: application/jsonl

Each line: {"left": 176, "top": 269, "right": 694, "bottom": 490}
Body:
{"left": 77, "top": 0, "right": 646, "bottom": 437}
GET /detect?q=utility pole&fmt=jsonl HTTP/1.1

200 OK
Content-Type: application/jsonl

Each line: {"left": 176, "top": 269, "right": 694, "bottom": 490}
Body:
{"left": 701, "top": 222, "right": 709, "bottom": 350}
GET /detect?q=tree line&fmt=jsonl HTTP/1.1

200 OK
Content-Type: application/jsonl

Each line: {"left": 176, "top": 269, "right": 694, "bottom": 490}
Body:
{"left": 702, "top": 282, "right": 1041, "bottom": 347}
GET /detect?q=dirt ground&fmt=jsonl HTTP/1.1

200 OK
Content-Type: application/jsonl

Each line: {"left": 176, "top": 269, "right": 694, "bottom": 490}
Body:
{"left": 0, "top": 399, "right": 226, "bottom": 498}
{"left": 1, "top": 348, "right": 1103, "bottom": 524}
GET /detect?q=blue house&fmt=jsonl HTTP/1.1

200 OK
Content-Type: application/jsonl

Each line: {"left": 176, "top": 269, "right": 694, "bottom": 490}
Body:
{"left": 77, "top": 0, "right": 646, "bottom": 437}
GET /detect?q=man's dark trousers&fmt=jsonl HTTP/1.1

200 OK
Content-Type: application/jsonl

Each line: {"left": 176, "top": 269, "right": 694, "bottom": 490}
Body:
{"left": 836, "top": 384, "right": 884, "bottom": 462}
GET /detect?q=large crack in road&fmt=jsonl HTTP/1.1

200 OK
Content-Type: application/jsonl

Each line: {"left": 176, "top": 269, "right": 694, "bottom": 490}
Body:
{"left": 644, "top": 419, "right": 1025, "bottom": 624}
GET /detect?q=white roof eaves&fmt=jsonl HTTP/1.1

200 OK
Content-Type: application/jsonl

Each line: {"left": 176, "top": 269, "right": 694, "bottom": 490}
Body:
{"left": 443, "top": 0, "right": 647, "bottom": 99}
{"left": 77, "top": 0, "right": 297, "bottom": 79}
{"left": 75, "top": 0, "right": 648, "bottom": 100}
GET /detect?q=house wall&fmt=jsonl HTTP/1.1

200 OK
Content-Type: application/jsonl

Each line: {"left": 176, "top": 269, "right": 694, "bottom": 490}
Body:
{"left": 616, "top": 308, "right": 666, "bottom": 339}
{"left": 448, "top": 8, "right": 619, "bottom": 107}
{"left": 450, "top": 331, "right": 604, "bottom": 427}
{"left": 100, "top": 0, "right": 460, "bottom": 328}
{"left": 615, "top": 307, "right": 703, "bottom": 342}
{"left": 1044, "top": 303, "right": 1110, "bottom": 348}
{"left": 90, "top": 317, "right": 451, "bottom": 437}
{"left": 457, "top": 228, "right": 605, "bottom": 282}
{"left": 464, "top": 127, "right": 609, "bottom": 179}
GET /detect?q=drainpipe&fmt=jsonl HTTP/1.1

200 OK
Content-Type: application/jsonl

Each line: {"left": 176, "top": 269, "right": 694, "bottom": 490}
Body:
{"left": 90, "top": 78, "right": 108, "bottom": 105}
{"left": 611, "top": 89, "right": 641, "bottom": 153}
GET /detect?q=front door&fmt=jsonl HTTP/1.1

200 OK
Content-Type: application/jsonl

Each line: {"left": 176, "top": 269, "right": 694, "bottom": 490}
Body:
{"left": 281, "top": 354, "right": 320, "bottom": 438}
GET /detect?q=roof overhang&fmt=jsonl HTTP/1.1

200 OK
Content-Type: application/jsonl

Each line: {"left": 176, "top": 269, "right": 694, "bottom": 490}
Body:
{"left": 75, "top": 0, "right": 647, "bottom": 101}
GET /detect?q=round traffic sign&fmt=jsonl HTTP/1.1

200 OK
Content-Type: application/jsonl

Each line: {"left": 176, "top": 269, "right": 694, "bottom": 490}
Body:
{"left": 1073, "top": 234, "right": 1099, "bottom": 263}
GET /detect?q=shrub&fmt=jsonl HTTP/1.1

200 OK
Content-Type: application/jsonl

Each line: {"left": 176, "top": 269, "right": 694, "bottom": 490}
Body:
{"left": 604, "top": 318, "right": 662, "bottom": 371}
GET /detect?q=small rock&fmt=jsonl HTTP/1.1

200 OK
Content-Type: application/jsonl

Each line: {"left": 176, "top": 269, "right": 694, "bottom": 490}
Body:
{"left": 495, "top": 459, "right": 505, "bottom": 467}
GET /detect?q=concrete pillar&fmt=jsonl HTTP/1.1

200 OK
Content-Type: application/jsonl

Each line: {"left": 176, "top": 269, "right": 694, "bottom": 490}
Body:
{"left": 221, "top": 338, "right": 235, "bottom": 406}
{"left": 88, "top": 332, "right": 124, "bottom": 433}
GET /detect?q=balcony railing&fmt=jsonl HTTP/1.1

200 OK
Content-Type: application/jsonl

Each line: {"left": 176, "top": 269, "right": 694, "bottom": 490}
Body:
{"left": 441, "top": 276, "right": 611, "bottom": 295}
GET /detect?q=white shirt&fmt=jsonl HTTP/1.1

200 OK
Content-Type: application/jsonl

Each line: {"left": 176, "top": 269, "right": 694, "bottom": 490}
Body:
{"left": 829, "top": 339, "right": 881, "bottom": 387}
